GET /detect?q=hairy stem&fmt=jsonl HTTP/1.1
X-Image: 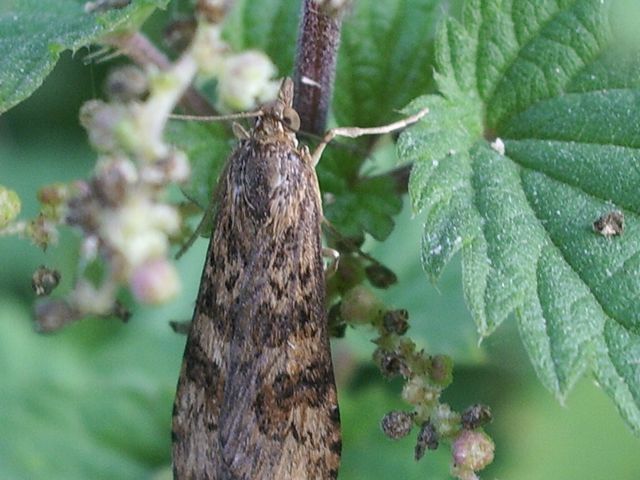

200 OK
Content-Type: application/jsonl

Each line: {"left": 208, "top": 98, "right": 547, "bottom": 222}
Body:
{"left": 293, "top": 0, "right": 345, "bottom": 135}
{"left": 104, "top": 31, "right": 216, "bottom": 116}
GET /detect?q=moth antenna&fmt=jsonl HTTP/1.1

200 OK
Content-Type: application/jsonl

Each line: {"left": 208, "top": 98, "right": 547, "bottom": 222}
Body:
{"left": 169, "top": 110, "right": 263, "bottom": 122}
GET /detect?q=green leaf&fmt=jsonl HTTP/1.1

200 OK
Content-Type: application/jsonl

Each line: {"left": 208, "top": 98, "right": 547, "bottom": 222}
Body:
{"left": 223, "top": 0, "right": 301, "bottom": 75}
{"left": 319, "top": 142, "right": 404, "bottom": 241}
{"left": 326, "top": 0, "right": 444, "bottom": 239}
{"left": 0, "top": 0, "right": 168, "bottom": 113}
{"left": 0, "top": 299, "right": 180, "bottom": 479}
{"left": 398, "top": 0, "right": 640, "bottom": 433}
{"left": 334, "top": 0, "right": 442, "bottom": 127}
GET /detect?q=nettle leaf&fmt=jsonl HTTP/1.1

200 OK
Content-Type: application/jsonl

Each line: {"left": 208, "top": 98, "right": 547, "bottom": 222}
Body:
{"left": 0, "top": 0, "right": 168, "bottom": 113}
{"left": 223, "top": 0, "right": 301, "bottom": 75}
{"left": 317, "top": 143, "right": 404, "bottom": 241}
{"left": 334, "top": 0, "right": 442, "bottom": 128}
{"left": 398, "top": 0, "right": 640, "bottom": 432}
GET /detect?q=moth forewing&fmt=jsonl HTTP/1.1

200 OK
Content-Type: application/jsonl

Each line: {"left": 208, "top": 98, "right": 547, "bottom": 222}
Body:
{"left": 172, "top": 78, "right": 341, "bottom": 480}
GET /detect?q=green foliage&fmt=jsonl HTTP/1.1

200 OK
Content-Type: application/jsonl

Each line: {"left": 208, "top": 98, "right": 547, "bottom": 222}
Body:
{"left": 0, "top": 0, "right": 169, "bottom": 113}
{"left": 165, "top": 121, "right": 232, "bottom": 209}
{"left": 222, "top": 0, "right": 301, "bottom": 74}
{"left": 398, "top": 0, "right": 640, "bottom": 432}
{"left": 0, "top": 298, "right": 183, "bottom": 479}
{"left": 334, "top": 0, "right": 441, "bottom": 127}
{"left": 3, "top": 0, "right": 640, "bottom": 478}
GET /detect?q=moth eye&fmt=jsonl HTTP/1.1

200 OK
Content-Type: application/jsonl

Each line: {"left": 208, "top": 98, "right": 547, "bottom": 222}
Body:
{"left": 282, "top": 107, "right": 300, "bottom": 132}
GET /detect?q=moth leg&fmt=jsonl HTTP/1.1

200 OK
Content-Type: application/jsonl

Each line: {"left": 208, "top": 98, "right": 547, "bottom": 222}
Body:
{"left": 174, "top": 204, "right": 214, "bottom": 259}
{"left": 322, "top": 247, "right": 340, "bottom": 276}
{"left": 310, "top": 107, "right": 430, "bottom": 166}
{"left": 169, "top": 320, "right": 192, "bottom": 335}
{"left": 232, "top": 122, "right": 251, "bottom": 140}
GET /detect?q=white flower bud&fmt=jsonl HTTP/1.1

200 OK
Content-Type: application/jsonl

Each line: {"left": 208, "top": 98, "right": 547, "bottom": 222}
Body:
{"left": 105, "top": 65, "right": 149, "bottom": 102}
{"left": 71, "top": 279, "right": 117, "bottom": 316}
{"left": 101, "top": 195, "right": 180, "bottom": 274}
{"left": 451, "top": 430, "right": 495, "bottom": 480}
{"left": 130, "top": 258, "right": 181, "bottom": 304}
{"left": 80, "top": 100, "right": 131, "bottom": 153}
{"left": 217, "top": 51, "right": 278, "bottom": 111}
{"left": 192, "top": 25, "right": 227, "bottom": 77}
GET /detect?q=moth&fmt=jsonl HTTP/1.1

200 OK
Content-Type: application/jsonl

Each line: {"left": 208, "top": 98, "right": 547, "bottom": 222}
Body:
{"left": 172, "top": 78, "right": 340, "bottom": 479}
{"left": 171, "top": 78, "right": 427, "bottom": 479}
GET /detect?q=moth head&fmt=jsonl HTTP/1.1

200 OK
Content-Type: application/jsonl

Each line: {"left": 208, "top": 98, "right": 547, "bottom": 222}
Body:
{"left": 254, "top": 78, "right": 300, "bottom": 140}
{"left": 276, "top": 77, "right": 299, "bottom": 131}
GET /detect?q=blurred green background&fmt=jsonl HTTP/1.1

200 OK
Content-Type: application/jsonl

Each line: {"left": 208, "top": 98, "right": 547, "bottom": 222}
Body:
{"left": 1, "top": 9, "right": 640, "bottom": 480}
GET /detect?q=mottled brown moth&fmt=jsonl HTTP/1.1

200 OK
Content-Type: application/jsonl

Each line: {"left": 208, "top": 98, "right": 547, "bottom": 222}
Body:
{"left": 171, "top": 78, "right": 427, "bottom": 479}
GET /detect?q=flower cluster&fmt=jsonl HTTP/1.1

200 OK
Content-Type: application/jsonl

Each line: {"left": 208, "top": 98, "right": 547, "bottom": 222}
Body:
{"left": 0, "top": 0, "right": 280, "bottom": 332}
{"left": 330, "top": 256, "right": 495, "bottom": 479}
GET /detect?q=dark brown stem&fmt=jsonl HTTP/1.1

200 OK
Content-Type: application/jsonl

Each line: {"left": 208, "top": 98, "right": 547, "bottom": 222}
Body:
{"left": 104, "top": 32, "right": 216, "bottom": 116}
{"left": 293, "top": 0, "right": 345, "bottom": 135}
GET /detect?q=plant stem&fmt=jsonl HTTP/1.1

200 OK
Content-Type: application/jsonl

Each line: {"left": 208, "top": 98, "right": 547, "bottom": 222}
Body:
{"left": 104, "top": 32, "right": 216, "bottom": 116}
{"left": 293, "top": 0, "right": 345, "bottom": 135}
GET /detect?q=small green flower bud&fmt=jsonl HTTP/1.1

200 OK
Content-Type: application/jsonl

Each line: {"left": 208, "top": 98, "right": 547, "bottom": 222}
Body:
{"left": 0, "top": 186, "right": 21, "bottom": 228}
{"left": 101, "top": 195, "right": 180, "bottom": 271}
{"left": 429, "top": 354, "right": 453, "bottom": 386}
{"left": 380, "top": 411, "right": 414, "bottom": 440}
{"left": 71, "top": 279, "right": 118, "bottom": 316}
{"left": 79, "top": 100, "right": 130, "bottom": 153}
{"left": 431, "top": 403, "right": 460, "bottom": 439}
{"left": 402, "top": 376, "right": 439, "bottom": 407}
{"left": 340, "top": 285, "right": 385, "bottom": 325}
